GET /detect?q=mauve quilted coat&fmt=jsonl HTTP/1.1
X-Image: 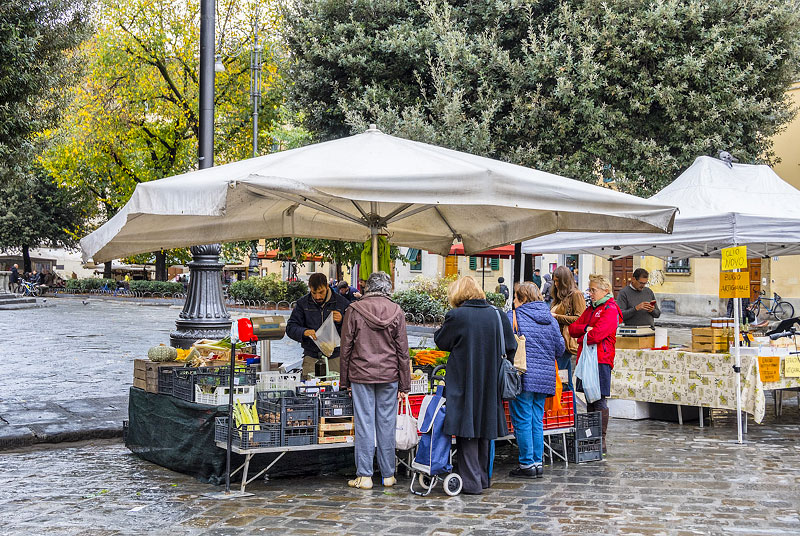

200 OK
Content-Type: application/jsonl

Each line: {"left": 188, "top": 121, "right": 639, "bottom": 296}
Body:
{"left": 507, "top": 301, "right": 565, "bottom": 395}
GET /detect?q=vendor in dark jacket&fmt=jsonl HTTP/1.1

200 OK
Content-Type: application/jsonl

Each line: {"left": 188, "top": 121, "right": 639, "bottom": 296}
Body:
{"left": 286, "top": 273, "right": 351, "bottom": 379}
{"left": 434, "top": 276, "right": 517, "bottom": 495}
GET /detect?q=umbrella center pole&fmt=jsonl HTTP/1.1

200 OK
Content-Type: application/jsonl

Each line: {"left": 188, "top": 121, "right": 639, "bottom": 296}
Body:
{"left": 370, "top": 202, "right": 379, "bottom": 274}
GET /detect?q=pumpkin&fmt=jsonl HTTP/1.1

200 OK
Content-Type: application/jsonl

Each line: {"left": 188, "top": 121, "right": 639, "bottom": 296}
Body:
{"left": 148, "top": 344, "right": 178, "bottom": 362}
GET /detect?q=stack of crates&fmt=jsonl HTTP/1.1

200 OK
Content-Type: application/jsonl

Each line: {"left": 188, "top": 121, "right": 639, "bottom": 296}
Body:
{"left": 257, "top": 391, "right": 318, "bottom": 446}
{"left": 550, "top": 411, "right": 603, "bottom": 463}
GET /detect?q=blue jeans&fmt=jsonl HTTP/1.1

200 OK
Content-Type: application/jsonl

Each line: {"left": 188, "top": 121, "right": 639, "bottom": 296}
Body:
{"left": 557, "top": 350, "right": 574, "bottom": 391}
{"left": 510, "top": 391, "right": 547, "bottom": 468}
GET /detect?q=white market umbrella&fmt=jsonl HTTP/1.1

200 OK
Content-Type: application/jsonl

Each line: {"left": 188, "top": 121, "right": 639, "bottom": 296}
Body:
{"left": 522, "top": 155, "right": 800, "bottom": 445}
{"left": 521, "top": 156, "right": 800, "bottom": 259}
{"left": 81, "top": 126, "right": 677, "bottom": 267}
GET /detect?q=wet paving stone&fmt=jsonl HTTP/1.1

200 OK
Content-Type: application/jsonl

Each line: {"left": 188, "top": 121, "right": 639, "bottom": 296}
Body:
{"left": 3, "top": 300, "right": 800, "bottom": 534}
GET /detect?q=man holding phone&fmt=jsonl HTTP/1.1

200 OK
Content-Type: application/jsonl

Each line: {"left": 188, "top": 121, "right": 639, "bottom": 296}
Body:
{"left": 616, "top": 268, "right": 661, "bottom": 328}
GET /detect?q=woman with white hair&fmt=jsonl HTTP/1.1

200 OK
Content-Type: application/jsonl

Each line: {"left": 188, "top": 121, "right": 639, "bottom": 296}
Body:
{"left": 339, "top": 272, "right": 410, "bottom": 489}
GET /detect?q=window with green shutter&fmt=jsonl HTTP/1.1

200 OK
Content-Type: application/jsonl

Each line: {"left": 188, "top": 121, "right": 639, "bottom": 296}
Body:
{"left": 491, "top": 258, "right": 500, "bottom": 270}
{"left": 469, "top": 256, "right": 477, "bottom": 270}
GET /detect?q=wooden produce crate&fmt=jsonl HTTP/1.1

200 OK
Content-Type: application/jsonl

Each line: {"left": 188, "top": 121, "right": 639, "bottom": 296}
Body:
{"left": 691, "top": 327, "right": 731, "bottom": 353}
{"left": 133, "top": 359, "right": 182, "bottom": 393}
{"left": 616, "top": 335, "right": 655, "bottom": 350}
{"left": 317, "top": 416, "right": 354, "bottom": 444}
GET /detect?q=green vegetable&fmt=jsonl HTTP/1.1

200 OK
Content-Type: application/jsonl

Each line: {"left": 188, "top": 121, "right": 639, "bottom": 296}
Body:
{"left": 148, "top": 345, "right": 178, "bottom": 362}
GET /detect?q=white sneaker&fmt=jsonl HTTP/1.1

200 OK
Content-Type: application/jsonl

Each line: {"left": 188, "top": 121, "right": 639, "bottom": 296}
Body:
{"left": 382, "top": 476, "right": 396, "bottom": 487}
{"left": 347, "top": 476, "right": 373, "bottom": 489}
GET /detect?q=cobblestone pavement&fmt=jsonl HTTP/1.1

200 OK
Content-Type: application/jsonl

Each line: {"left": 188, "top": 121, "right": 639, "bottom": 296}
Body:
{"left": 2, "top": 404, "right": 800, "bottom": 536}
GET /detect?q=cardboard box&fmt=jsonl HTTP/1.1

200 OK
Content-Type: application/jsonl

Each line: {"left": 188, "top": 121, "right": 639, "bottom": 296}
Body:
{"left": 616, "top": 335, "right": 656, "bottom": 350}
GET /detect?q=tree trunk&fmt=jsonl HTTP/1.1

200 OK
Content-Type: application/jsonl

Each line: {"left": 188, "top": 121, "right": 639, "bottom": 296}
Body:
{"left": 155, "top": 251, "right": 167, "bottom": 281}
{"left": 103, "top": 261, "right": 112, "bottom": 279}
{"left": 22, "top": 245, "right": 31, "bottom": 273}
{"left": 335, "top": 261, "right": 343, "bottom": 283}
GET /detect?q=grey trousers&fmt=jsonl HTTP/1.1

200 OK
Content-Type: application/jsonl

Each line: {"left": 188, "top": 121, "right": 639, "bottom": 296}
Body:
{"left": 351, "top": 381, "right": 398, "bottom": 478}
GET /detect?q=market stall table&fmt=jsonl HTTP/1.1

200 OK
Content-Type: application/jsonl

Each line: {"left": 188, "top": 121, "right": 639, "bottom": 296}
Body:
{"left": 611, "top": 348, "right": 800, "bottom": 425}
{"left": 215, "top": 440, "right": 354, "bottom": 493}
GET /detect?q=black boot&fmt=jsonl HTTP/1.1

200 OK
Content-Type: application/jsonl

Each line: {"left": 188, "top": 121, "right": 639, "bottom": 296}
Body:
{"left": 601, "top": 408, "right": 609, "bottom": 455}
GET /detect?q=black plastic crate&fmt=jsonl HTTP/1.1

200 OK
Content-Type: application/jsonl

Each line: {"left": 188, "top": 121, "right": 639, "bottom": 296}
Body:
{"left": 281, "top": 425, "right": 317, "bottom": 447}
{"left": 319, "top": 391, "right": 353, "bottom": 417}
{"left": 157, "top": 366, "right": 183, "bottom": 396}
{"left": 195, "top": 366, "right": 256, "bottom": 390}
{"left": 550, "top": 433, "right": 602, "bottom": 463}
{"left": 172, "top": 367, "right": 198, "bottom": 402}
{"left": 257, "top": 393, "right": 318, "bottom": 428}
{"left": 574, "top": 411, "right": 602, "bottom": 441}
{"left": 215, "top": 417, "right": 280, "bottom": 450}
{"left": 570, "top": 437, "right": 602, "bottom": 463}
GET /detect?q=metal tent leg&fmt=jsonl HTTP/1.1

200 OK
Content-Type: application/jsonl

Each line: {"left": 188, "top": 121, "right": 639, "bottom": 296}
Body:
{"left": 677, "top": 405, "right": 683, "bottom": 425}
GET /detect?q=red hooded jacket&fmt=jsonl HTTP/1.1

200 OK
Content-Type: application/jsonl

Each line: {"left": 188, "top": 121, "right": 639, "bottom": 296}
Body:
{"left": 568, "top": 297, "right": 622, "bottom": 368}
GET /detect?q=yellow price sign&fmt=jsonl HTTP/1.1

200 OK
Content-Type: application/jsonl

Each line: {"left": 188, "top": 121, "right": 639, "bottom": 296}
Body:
{"left": 719, "top": 271, "right": 750, "bottom": 298}
{"left": 721, "top": 245, "right": 748, "bottom": 271}
{"left": 785, "top": 356, "right": 800, "bottom": 378}
{"left": 758, "top": 355, "right": 780, "bottom": 383}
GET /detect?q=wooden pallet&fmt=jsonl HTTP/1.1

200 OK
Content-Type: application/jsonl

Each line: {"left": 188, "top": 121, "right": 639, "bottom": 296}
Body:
{"left": 318, "top": 416, "right": 354, "bottom": 444}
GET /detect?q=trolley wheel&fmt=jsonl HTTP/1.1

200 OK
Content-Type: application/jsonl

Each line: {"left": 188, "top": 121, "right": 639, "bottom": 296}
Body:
{"left": 443, "top": 473, "right": 463, "bottom": 496}
{"left": 417, "top": 473, "right": 434, "bottom": 490}
{"left": 774, "top": 301, "right": 794, "bottom": 321}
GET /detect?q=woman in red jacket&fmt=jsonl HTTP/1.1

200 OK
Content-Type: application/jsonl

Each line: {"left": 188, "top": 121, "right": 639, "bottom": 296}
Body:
{"left": 568, "top": 274, "right": 621, "bottom": 454}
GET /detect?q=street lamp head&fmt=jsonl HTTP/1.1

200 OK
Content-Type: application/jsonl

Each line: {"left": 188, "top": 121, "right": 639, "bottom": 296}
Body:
{"left": 214, "top": 54, "right": 225, "bottom": 72}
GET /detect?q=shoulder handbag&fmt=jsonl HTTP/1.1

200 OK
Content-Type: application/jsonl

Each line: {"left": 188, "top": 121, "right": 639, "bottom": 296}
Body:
{"left": 511, "top": 310, "right": 527, "bottom": 373}
{"left": 494, "top": 307, "right": 522, "bottom": 401}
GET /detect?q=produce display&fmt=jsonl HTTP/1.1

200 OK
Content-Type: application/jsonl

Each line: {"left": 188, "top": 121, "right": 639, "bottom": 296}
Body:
{"left": 233, "top": 400, "right": 260, "bottom": 429}
{"left": 410, "top": 348, "right": 449, "bottom": 367}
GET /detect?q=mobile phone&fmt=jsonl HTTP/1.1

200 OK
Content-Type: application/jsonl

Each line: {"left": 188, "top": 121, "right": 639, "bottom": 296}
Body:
{"left": 649, "top": 300, "right": 657, "bottom": 306}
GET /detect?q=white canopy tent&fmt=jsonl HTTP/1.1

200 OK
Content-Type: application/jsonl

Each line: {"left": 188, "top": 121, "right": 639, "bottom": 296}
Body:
{"left": 521, "top": 156, "right": 800, "bottom": 260}
{"left": 522, "top": 155, "right": 800, "bottom": 444}
{"left": 81, "top": 126, "right": 677, "bottom": 267}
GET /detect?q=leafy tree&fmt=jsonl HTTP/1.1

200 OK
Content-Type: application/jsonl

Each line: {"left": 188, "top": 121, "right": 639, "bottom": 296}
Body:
{"left": 284, "top": 0, "right": 800, "bottom": 195}
{"left": 0, "top": 0, "right": 90, "bottom": 182}
{"left": 0, "top": 165, "right": 90, "bottom": 272}
{"left": 40, "top": 0, "right": 295, "bottom": 278}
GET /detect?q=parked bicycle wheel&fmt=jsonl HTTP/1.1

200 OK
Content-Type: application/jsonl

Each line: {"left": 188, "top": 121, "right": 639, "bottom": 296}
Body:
{"left": 773, "top": 301, "right": 794, "bottom": 321}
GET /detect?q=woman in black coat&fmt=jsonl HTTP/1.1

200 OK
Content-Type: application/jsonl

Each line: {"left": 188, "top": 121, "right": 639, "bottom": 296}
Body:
{"left": 434, "top": 276, "right": 517, "bottom": 495}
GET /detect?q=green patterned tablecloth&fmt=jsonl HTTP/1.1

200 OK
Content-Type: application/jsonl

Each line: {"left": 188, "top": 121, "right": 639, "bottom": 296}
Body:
{"left": 611, "top": 349, "right": 800, "bottom": 423}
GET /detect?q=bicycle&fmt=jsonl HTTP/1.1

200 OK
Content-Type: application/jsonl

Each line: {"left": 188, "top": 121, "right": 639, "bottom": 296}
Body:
{"left": 18, "top": 280, "right": 39, "bottom": 297}
{"left": 748, "top": 290, "right": 795, "bottom": 321}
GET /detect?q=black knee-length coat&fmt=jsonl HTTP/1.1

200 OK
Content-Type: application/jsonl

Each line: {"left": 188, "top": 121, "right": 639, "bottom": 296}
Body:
{"left": 434, "top": 299, "right": 517, "bottom": 439}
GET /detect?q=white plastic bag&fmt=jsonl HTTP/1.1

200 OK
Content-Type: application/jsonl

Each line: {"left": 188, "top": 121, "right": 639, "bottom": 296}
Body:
{"left": 396, "top": 397, "right": 419, "bottom": 450}
{"left": 313, "top": 313, "right": 340, "bottom": 357}
{"left": 574, "top": 334, "right": 601, "bottom": 403}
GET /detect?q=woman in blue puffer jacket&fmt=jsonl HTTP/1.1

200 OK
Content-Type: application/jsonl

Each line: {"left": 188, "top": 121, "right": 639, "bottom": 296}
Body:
{"left": 506, "top": 282, "right": 565, "bottom": 478}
